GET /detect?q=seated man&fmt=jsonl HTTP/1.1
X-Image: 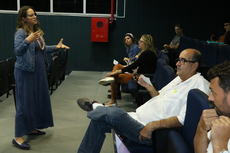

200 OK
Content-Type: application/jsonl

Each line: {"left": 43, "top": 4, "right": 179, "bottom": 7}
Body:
{"left": 223, "top": 18, "right": 230, "bottom": 46}
{"left": 77, "top": 48, "right": 210, "bottom": 153}
{"left": 162, "top": 23, "right": 184, "bottom": 68}
{"left": 162, "top": 23, "right": 184, "bottom": 54}
{"left": 194, "top": 61, "right": 230, "bottom": 153}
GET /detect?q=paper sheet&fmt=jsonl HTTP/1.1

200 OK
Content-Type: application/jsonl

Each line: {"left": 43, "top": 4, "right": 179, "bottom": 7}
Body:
{"left": 113, "top": 59, "right": 118, "bottom": 65}
{"left": 141, "top": 75, "right": 153, "bottom": 86}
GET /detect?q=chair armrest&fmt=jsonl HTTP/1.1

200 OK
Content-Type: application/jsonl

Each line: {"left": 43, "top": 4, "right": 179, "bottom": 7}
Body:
{"left": 138, "top": 90, "right": 149, "bottom": 94}
{"left": 167, "top": 130, "right": 193, "bottom": 153}
{"left": 152, "top": 127, "right": 183, "bottom": 153}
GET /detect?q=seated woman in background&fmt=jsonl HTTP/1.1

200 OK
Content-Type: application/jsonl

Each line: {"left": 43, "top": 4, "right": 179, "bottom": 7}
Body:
{"left": 118, "top": 33, "right": 141, "bottom": 65}
{"left": 98, "top": 34, "right": 157, "bottom": 106}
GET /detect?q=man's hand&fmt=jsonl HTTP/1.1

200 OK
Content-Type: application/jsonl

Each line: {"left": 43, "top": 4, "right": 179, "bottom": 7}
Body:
{"left": 194, "top": 109, "right": 218, "bottom": 153}
{"left": 163, "top": 44, "right": 169, "bottom": 49}
{"left": 138, "top": 75, "right": 151, "bottom": 88}
{"left": 211, "top": 116, "right": 230, "bottom": 152}
{"left": 198, "top": 109, "right": 219, "bottom": 132}
{"left": 139, "top": 122, "right": 157, "bottom": 141}
{"left": 138, "top": 75, "right": 159, "bottom": 98}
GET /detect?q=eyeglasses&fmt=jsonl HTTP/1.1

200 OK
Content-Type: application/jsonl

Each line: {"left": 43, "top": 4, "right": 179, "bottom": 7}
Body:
{"left": 27, "top": 13, "right": 37, "bottom": 17}
{"left": 176, "top": 58, "right": 196, "bottom": 65}
{"left": 139, "top": 40, "right": 144, "bottom": 43}
{"left": 224, "top": 23, "right": 230, "bottom": 27}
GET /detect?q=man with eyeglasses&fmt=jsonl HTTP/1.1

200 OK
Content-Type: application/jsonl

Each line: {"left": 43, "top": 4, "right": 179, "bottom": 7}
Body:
{"left": 76, "top": 49, "right": 210, "bottom": 153}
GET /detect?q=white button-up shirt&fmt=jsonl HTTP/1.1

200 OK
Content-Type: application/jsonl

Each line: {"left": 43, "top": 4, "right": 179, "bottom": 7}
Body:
{"left": 128, "top": 73, "right": 210, "bottom": 125}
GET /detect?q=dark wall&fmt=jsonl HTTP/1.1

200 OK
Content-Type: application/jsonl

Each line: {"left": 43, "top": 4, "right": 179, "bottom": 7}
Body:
{"left": 0, "top": 0, "right": 228, "bottom": 74}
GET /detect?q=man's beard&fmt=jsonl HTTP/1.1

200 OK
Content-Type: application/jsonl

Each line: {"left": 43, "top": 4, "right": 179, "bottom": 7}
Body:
{"left": 214, "top": 95, "right": 230, "bottom": 118}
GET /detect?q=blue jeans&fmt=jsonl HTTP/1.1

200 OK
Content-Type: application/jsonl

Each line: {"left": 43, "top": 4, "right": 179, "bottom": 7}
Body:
{"left": 77, "top": 106, "right": 153, "bottom": 153}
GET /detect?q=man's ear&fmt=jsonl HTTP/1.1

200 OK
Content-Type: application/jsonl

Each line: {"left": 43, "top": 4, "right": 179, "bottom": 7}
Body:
{"left": 193, "top": 62, "right": 199, "bottom": 70}
{"left": 226, "top": 91, "right": 230, "bottom": 105}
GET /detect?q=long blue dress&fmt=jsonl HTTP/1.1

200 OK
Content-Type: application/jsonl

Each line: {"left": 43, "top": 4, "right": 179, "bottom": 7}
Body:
{"left": 14, "top": 39, "right": 54, "bottom": 137}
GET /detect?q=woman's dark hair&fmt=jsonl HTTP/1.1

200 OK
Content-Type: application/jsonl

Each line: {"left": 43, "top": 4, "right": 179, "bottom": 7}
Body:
{"left": 124, "top": 33, "right": 137, "bottom": 47}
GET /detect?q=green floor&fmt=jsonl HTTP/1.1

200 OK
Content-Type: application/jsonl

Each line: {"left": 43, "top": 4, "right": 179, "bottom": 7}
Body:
{"left": 0, "top": 71, "right": 137, "bottom": 153}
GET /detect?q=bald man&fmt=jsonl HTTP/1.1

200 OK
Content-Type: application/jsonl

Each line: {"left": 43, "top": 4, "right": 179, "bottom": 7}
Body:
{"left": 77, "top": 49, "right": 210, "bottom": 153}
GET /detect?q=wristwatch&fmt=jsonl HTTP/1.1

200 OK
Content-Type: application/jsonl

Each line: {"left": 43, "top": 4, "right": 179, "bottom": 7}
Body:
{"left": 116, "top": 70, "right": 119, "bottom": 74}
{"left": 220, "top": 149, "right": 229, "bottom": 153}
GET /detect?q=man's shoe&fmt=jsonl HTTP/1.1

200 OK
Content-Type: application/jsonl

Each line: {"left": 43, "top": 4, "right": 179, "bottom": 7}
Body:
{"left": 27, "top": 130, "right": 46, "bottom": 135}
{"left": 12, "top": 138, "right": 30, "bottom": 149}
{"left": 77, "top": 98, "right": 98, "bottom": 111}
{"left": 98, "top": 77, "right": 115, "bottom": 86}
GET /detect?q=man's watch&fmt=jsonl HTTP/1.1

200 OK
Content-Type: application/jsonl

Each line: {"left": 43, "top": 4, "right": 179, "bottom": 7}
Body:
{"left": 220, "top": 149, "right": 229, "bottom": 153}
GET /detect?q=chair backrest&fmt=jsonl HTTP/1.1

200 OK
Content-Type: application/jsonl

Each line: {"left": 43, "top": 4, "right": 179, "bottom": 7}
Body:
{"left": 217, "top": 45, "right": 230, "bottom": 64}
{"left": 190, "top": 38, "right": 199, "bottom": 49}
{"left": 158, "top": 52, "right": 169, "bottom": 65}
{"left": 152, "top": 59, "right": 167, "bottom": 90}
{"left": 183, "top": 89, "right": 210, "bottom": 152}
{"left": 0, "top": 60, "right": 9, "bottom": 96}
{"left": 62, "top": 49, "right": 69, "bottom": 77}
{"left": 62, "top": 49, "right": 69, "bottom": 63}
{"left": 205, "top": 43, "right": 219, "bottom": 67}
{"left": 157, "top": 49, "right": 163, "bottom": 59}
{"left": 179, "top": 36, "right": 191, "bottom": 52}
{"left": 160, "top": 65, "right": 176, "bottom": 88}
{"left": 197, "top": 40, "right": 207, "bottom": 63}
{"left": 155, "top": 48, "right": 160, "bottom": 56}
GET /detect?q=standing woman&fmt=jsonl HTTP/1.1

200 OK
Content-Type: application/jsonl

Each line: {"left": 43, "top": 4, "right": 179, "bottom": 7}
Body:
{"left": 12, "top": 6, "right": 69, "bottom": 149}
{"left": 119, "top": 33, "right": 141, "bottom": 65}
{"left": 98, "top": 34, "right": 157, "bottom": 106}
